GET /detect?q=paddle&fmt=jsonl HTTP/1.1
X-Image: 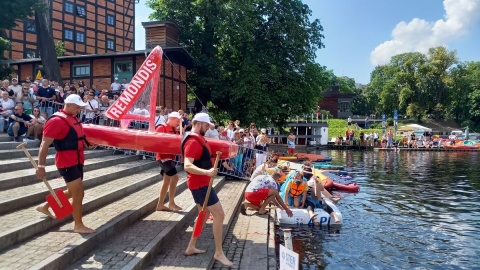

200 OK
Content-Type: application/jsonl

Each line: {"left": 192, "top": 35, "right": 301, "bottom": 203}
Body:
{"left": 193, "top": 151, "right": 222, "bottom": 238}
{"left": 17, "top": 142, "right": 73, "bottom": 219}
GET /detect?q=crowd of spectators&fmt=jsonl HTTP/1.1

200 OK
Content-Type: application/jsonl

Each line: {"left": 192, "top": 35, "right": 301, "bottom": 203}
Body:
{"left": 0, "top": 76, "right": 136, "bottom": 140}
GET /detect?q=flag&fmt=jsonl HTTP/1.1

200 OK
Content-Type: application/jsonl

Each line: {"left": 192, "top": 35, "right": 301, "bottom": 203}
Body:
{"left": 35, "top": 70, "right": 42, "bottom": 80}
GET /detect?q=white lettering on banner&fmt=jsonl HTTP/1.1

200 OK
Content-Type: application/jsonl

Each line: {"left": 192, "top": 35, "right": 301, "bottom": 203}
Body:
{"left": 279, "top": 244, "right": 299, "bottom": 270}
{"left": 107, "top": 56, "right": 159, "bottom": 119}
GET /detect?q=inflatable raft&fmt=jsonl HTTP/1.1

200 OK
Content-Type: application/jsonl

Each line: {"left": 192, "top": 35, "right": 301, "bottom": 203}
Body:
{"left": 276, "top": 198, "right": 342, "bottom": 225}
{"left": 443, "top": 140, "right": 480, "bottom": 150}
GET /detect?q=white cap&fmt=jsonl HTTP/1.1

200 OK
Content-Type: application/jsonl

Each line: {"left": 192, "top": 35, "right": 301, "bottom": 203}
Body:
{"left": 239, "top": 129, "right": 245, "bottom": 132}
{"left": 168, "top": 111, "right": 182, "bottom": 119}
{"left": 64, "top": 94, "right": 87, "bottom": 106}
{"left": 114, "top": 77, "right": 118, "bottom": 80}
{"left": 192, "top": 112, "right": 213, "bottom": 125}
{"left": 261, "top": 128, "right": 266, "bottom": 133}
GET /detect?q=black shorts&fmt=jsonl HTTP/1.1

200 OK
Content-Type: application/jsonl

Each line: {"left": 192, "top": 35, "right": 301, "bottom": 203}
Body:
{"left": 58, "top": 164, "right": 84, "bottom": 183}
{"left": 158, "top": 160, "right": 178, "bottom": 176}
{"left": 190, "top": 185, "right": 219, "bottom": 207}
{"left": 304, "top": 199, "right": 333, "bottom": 214}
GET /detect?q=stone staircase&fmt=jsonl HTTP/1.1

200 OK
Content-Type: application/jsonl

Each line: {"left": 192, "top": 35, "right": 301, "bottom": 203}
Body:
{"left": 0, "top": 134, "right": 248, "bottom": 269}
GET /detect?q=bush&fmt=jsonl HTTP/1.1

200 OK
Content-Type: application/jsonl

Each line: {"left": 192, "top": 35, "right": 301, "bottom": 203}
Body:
{"left": 386, "top": 117, "right": 394, "bottom": 126}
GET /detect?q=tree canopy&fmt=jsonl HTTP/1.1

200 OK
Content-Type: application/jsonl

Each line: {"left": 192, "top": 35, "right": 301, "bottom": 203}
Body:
{"left": 147, "top": 0, "right": 329, "bottom": 127}
{"left": 359, "top": 46, "right": 480, "bottom": 129}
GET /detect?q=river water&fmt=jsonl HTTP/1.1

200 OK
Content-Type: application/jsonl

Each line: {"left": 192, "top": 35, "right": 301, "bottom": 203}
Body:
{"left": 275, "top": 150, "right": 480, "bottom": 269}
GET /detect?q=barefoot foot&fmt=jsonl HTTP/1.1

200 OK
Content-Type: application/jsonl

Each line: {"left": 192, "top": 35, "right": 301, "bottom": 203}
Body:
{"left": 36, "top": 205, "right": 56, "bottom": 219}
{"left": 73, "top": 225, "right": 95, "bottom": 234}
{"left": 168, "top": 203, "right": 183, "bottom": 211}
{"left": 185, "top": 247, "right": 206, "bottom": 256}
{"left": 156, "top": 205, "right": 172, "bottom": 211}
{"left": 214, "top": 253, "right": 233, "bottom": 267}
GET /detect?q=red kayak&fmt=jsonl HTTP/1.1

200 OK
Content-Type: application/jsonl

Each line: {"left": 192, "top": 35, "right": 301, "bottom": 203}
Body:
{"left": 83, "top": 124, "right": 238, "bottom": 160}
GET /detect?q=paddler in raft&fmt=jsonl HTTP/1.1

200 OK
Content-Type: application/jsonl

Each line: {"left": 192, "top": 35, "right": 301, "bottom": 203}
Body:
{"left": 301, "top": 162, "right": 341, "bottom": 224}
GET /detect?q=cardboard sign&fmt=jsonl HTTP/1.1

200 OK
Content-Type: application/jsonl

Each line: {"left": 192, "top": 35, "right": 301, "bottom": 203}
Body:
{"left": 279, "top": 244, "right": 299, "bottom": 270}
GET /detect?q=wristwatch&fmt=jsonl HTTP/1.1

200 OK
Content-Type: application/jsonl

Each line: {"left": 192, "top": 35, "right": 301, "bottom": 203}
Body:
{"left": 37, "top": 165, "right": 46, "bottom": 168}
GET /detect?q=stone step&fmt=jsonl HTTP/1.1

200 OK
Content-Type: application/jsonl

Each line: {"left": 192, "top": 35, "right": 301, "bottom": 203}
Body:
{"left": 0, "top": 135, "right": 13, "bottom": 142}
{"left": 66, "top": 177, "right": 231, "bottom": 270}
{"left": 0, "top": 154, "right": 141, "bottom": 190}
{"left": 0, "top": 147, "right": 56, "bottom": 160}
{"left": 0, "top": 159, "right": 157, "bottom": 216}
{"left": 0, "top": 165, "right": 170, "bottom": 253}
{"left": 145, "top": 180, "right": 247, "bottom": 270}
{"left": 0, "top": 149, "right": 113, "bottom": 173}
{"left": 0, "top": 140, "right": 40, "bottom": 150}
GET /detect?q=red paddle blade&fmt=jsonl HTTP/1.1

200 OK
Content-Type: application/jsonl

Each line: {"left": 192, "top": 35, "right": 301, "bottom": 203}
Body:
{"left": 46, "top": 189, "right": 73, "bottom": 220}
{"left": 193, "top": 210, "right": 207, "bottom": 238}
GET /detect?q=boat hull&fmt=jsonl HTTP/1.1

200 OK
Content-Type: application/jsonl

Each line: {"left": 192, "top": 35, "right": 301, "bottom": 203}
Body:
{"left": 276, "top": 199, "right": 342, "bottom": 225}
{"left": 83, "top": 124, "right": 238, "bottom": 159}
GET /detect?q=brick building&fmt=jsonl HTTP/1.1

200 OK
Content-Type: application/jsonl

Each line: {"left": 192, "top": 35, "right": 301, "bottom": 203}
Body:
{"left": 1, "top": 21, "right": 192, "bottom": 111}
{"left": 318, "top": 85, "right": 356, "bottom": 118}
{"left": 4, "top": 0, "right": 135, "bottom": 60}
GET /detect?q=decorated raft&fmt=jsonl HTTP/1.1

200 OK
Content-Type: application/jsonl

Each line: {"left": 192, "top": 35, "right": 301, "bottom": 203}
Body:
{"left": 82, "top": 46, "right": 238, "bottom": 159}
{"left": 275, "top": 198, "right": 342, "bottom": 225}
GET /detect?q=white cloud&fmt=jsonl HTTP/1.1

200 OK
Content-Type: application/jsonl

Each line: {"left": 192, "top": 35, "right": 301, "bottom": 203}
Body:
{"left": 370, "top": 0, "right": 480, "bottom": 66}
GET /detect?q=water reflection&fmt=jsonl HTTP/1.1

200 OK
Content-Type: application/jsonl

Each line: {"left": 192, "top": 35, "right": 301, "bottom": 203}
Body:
{"left": 276, "top": 150, "right": 480, "bottom": 269}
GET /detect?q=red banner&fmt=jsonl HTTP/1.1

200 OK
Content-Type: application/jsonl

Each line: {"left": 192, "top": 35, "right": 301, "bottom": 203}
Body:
{"left": 105, "top": 46, "right": 162, "bottom": 124}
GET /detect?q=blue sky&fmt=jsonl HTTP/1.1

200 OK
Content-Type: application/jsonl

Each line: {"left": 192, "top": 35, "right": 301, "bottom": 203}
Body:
{"left": 135, "top": 0, "right": 480, "bottom": 84}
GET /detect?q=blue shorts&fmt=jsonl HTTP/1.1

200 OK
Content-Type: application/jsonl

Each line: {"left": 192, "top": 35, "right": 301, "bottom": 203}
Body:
{"left": 287, "top": 194, "right": 303, "bottom": 207}
{"left": 190, "top": 185, "right": 220, "bottom": 207}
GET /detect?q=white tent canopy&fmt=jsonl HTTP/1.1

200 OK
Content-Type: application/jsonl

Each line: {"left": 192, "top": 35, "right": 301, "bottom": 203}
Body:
{"left": 396, "top": 124, "right": 432, "bottom": 136}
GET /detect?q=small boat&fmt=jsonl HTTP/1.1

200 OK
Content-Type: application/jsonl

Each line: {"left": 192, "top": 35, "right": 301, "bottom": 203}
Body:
{"left": 443, "top": 140, "right": 480, "bottom": 150}
{"left": 313, "top": 163, "right": 345, "bottom": 170}
{"left": 296, "top": 153, "right": 332, "bottom": 162}
{"left": 276, "top": 198, "right": 342, "bottom": 225}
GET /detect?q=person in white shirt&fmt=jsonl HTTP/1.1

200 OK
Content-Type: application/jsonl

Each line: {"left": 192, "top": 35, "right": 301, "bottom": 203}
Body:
{"left": 205, "top": 123, "right": 219, "bottom": 139}
{"left": 8, "top": 78, "right": 22, "bottom": 96}
{"left": 121, "top": 78, "right": 129, "bottom": 91}
{"left": 133, "top": 102, "right": 150, "bottom": 116}
{"left": 84, "top": 91, "right": 99, "bottom": 122}
{"left": 0, "top": 92, "right": 15, "bottom": 132}
{"left": 154, "top": 109, "right": 166, "bottom": 127}
{"left": 241, "top": 174, "right": 293, "bottom": 216}
{"left": 110, "top": 77, "right": 121, "bottom": 95}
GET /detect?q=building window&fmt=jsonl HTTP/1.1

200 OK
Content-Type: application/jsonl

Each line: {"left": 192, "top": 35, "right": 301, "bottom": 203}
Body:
{"left": 76, "top": 5, "right": 86, "bottom": 17}
{"left": 107, "top": 39, "right": 115, "bottom": 50}
{"left": 73, "top": 65, "right": 90, "bottom": 77}
{"left": 24, "top": 20, "right": 36, "bottom": 33}
{"left": 107, "top": 15, "right": 115, "bottom": 26}
{"left": 24, "top": 49, "right": 38, "bottom": 59}
{"left": 65, "top": 2, "right": 74, "bottom": 13}
{"left": 76, "top": 32, "right": 85, "bottom": 43}
{"left": 338, "top": 101, "right": 351, "bottom": 113}
{"left": 64, "top": 29, "right": 74, "bottom": 40}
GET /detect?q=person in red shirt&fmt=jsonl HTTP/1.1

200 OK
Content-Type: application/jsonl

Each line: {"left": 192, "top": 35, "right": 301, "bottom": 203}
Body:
{"left": 182, "top": 112, "right": 233, "bottom": 267}
{"left": 155, "top": 111, "right": 183, "bottom": 211}
{"left": 35, "top": 94, "right": 95, "bottom": 234}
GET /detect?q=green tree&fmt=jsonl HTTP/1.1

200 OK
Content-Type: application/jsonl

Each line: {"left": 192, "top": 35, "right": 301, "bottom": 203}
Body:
{"left": 147, "top": 0, "right": 327, "bottom": 127}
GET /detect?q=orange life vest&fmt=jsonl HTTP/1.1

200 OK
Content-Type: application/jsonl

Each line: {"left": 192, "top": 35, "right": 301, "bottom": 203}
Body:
{"left": 289, "top": 181, "right": 306, "bottom": 197}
